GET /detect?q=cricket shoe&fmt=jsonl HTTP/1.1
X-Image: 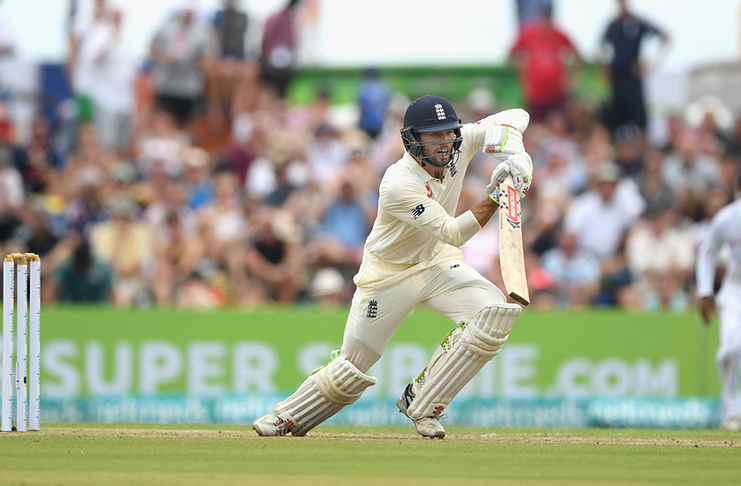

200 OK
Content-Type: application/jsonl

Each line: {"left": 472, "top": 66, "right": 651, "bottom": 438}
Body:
{"left": 721, "top": 417, "right": 741, "bottom": 431}
{"left": 396, "top": 383, "right": 445, "bottom": 439}
{"left": 252, "top": 413, "right": 294, "bottom": 436}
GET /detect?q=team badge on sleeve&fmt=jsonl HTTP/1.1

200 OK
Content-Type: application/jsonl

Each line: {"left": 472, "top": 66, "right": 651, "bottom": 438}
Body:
{"left": 412, "top": 204, "right": 425, "bottom": 219}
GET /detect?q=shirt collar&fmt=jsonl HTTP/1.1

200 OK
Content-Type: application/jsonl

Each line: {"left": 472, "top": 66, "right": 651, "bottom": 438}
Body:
{"left": 402, "top": 152, "right": 444, "bottom": 185}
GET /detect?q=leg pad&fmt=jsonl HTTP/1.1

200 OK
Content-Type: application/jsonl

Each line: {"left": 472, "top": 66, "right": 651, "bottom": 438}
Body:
{"left": 407, "top": 303, "right": 521, "bottom": 419}
{"left": 275, "top": 357, "right": 376, "bottom": 436}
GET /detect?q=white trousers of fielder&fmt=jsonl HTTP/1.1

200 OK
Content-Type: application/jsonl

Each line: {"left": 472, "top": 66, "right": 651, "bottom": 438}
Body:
{"left": 717, "top": 302, "right": 741, "bottom": 421}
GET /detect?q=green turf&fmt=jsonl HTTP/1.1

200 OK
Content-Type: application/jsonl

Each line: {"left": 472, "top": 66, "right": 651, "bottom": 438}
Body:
{"left": 0, "top": 424, "right": 739, "bottom": 485}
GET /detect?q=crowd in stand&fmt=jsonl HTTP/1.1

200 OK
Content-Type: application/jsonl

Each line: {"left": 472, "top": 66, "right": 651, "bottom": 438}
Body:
{"left": 0, "top": 0, "right": 739, "bottom": 312}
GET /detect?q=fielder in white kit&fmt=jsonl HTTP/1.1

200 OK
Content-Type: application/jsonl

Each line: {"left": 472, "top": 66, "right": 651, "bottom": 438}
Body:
{"left": 253, "top": 95, "right": 533, "bottom": 438}
{"left": 697, "top": 175, "right": 741, "bottom": 431}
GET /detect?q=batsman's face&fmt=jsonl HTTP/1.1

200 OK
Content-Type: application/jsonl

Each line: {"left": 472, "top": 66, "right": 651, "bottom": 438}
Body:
{"left": 418, "top": 130, "right": 456, "bottom": 168}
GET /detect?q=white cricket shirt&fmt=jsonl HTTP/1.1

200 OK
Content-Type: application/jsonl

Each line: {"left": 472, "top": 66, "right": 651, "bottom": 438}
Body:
{"left": 354, "top": 112, "right": 525, "bottom": 289}
{"left": 697, "top": 199, "right": 741, "bottom": 305}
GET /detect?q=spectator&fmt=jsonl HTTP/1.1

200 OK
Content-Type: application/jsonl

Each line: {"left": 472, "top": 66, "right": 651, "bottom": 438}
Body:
{"left": 15, "top": 115, "right": 61, "bottom": 196}
{"left": 67, "top": 0, "right": 117, "bottom": 123}
{"left": 134, "top": 110, "right": 189, "bottom": 178}
{"left": 71, "top": 5, "right": 136, "bottom": 154}
{"left": 621, "top": 197, "right": 694, "bottom": 312}
{"left": 90, "top": 196, "right": 154, "bottom": 307}
{"left": 259, "top": 0, "right": 302, "bottom": 100}
{"left": 52, "top": 236, "right": 114, "bottom": 303}
{"left": 600, "top": 0, "right": 671, "bottom": 134}
{"left": 197, "top": 170, "right": 246, "bottom": 267}
{"left": 357, "top": 67, "right": 391, "bottom": 140}
{"left": 309, "top": 267, "right": 348, "bottom": 307}
{"left": 62, "top": 167, "right": 108, "bottom": 236}
{"left": 245, "top": 128, "right": 306, "bottom": 201}
{"left": 209, "top": 0, "right": 259, "bottom": 121}
{"left": 637, "top": 148, "right": 675, "bottom": 213}
{"left": 149, "top": 1, "right": 216, "bottom": 128}
{"left": 181, "top": 146, "right": 214, "bottom": 210}
{"left": 56, "top": 122, "right": 117, "bottom": 201}
{"left": 222, "top": 112, "right": 257, "bottom": 186}
{"left": 152, "top": 210, "right": 205, "bottom": 305}
{"left": 540, "top": 230, "right": 601, "bottom": 307}
{"left": 660, "top": 112, "right": 686, "bottom": 155}
{"left": 613, "top": 123, "right": 645, "bottom": 180}
{"left": 305, "top": 122, "right": 351, "bottom": 187}
{"left": 508, "top": 4, "right": 583, "bottom": 122}
{"left": 661, "top": 129, "right": 722, "bottom": 220}
{"left": 310, "top": 173, "right": 372, "bottom": 271}
{"left": 233, "top": 208, "right": 303, "bottom": 303}
{"left": 563, "top": 162, "right": 644, "bottom": 304}
{"left": 263, "top": 155, "right": 299, "bottom": 208}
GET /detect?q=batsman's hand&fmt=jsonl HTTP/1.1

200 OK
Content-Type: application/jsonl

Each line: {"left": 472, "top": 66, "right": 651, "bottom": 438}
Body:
{"left": 509, "top": 152, "right": 533, "bottom": 198}
{"left": 700, "top": 296, "right": 716, "bottom": 326}
{"left": 486, "top": 153, "right": 533, "bottom": 201}
{"left": 482, "top": 125, "right": 525, "bottom": 160}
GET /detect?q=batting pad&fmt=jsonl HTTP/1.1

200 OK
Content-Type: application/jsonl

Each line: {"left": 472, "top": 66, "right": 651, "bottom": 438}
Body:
{"left": 275, "top": 357, "right": 377, "bottom": 436}
{"left": 407, "top": 303, "right": 521, "bottom": 419}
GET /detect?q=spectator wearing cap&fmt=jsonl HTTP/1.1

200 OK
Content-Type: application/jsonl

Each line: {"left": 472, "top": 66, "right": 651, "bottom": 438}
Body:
{"left": 90, "top": 196, "right": 154, "bottom": 307}
{"left": 661, "top": 129, "right": 722, "bottom": 220}
{"left": 621, "top": 196, "right": 694, "bottom": 312}
{"left": 563, "top": 162, "right": 644, "bottom": 304}
{"left": 309, "top": 267, "right": 348, "bottom": 307}
{"left": 305, "top": 122, "right": 351, "bottom": 188}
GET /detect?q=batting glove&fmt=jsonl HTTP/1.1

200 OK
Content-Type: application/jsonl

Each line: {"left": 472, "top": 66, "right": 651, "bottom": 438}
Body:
{"left": 486, "top": 163, "right": 509, "bottom": 204}
{"left": 485, "top": 153, "right": 533, "bottom": 202}
{"left": 509, "top": 153, "right": 533, "bottom": 198}
{"left": 482, "top": 125, "right": 525, "bottom": 160}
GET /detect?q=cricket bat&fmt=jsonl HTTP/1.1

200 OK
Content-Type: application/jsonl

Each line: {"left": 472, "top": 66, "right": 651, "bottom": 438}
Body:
{"left": 498, "top": 174, "right": 530, "bottom": 306}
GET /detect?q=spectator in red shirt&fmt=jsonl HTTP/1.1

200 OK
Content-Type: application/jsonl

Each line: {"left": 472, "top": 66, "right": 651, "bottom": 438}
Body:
{"left": 508, "top": 6, "right": 583, "bottom": 122}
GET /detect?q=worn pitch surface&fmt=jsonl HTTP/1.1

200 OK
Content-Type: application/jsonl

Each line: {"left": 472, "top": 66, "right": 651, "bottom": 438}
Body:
{"left": 0, "top": 424, "right": 739, "bottom": 485}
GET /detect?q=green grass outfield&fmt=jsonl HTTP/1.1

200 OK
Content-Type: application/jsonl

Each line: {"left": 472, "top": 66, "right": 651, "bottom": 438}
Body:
{"left": 0, "top": 424, "right": 739, "bottom": 486}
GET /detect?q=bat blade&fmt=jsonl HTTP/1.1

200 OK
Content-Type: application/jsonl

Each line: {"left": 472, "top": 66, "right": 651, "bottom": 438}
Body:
{"left": 498, "top": 175, "right": 530, "bottom": 306}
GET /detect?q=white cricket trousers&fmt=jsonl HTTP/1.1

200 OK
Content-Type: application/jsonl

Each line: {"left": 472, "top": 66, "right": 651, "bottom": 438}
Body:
{"left": 718, "top": 302, "right": 741, "bottom": 421}
{"left": 339, "top": 257, "right": 506, "bottom": 373}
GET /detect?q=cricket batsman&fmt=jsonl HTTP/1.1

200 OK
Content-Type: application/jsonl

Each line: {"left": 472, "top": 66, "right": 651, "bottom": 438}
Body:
{"left": 253, "top": 95, "right": 533, "bottom": 438}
